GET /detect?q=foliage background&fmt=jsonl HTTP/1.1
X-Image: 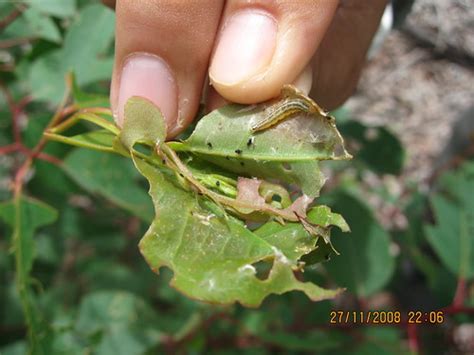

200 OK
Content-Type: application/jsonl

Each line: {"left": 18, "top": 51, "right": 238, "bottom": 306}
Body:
{"left": 0, "top": 0, "right": 473, "bottom": 353}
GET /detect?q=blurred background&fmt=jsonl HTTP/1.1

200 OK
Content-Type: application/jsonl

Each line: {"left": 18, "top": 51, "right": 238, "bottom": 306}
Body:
{"left": 0, "top": 0, "right": 473, "bottom": 353}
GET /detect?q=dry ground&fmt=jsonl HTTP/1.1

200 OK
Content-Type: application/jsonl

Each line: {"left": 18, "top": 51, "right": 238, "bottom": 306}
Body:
{"left": 345, "top": 0, "right": 474, "bottom": 184}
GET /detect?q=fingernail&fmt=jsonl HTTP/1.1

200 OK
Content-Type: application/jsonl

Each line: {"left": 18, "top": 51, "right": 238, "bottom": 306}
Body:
{"left": 210, "top": 10, "right": 277, "bottom": 85}
{"left": 115, "top": 54, "right": 178, "bottom": 127}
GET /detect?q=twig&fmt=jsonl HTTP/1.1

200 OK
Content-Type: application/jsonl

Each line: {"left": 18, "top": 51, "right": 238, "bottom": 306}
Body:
{"left": 0, "top": 6, "right": 24, "bottom": 31}
{"left": 452, "top": 277, "right": 466, "bottom": 309}
{"left": 0, "top": 81, "right": 21, "bottom": 144}
{"left": 0, "top": 36, "right": 36, "bottom": 49}
{"left": 0, "top": 143, "right": 20, "bottom": 155}
{"left": 442, "top": 306, "right": 474, "bottom": 315}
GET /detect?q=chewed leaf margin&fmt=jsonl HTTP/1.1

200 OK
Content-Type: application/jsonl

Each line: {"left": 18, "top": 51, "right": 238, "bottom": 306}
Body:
{"left": 133, "top": 155, "right": 343, "bottom": 307}
{"left": 44, "top": 88, "right": 352, "bottom": 306}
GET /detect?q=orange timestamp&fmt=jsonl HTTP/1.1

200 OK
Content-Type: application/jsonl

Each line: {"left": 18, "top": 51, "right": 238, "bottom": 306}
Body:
{"left": 329, "top": 310, "right": 445, "bottom": 325}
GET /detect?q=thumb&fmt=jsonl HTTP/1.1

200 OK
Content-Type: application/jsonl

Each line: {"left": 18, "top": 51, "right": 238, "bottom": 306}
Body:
{"left": 209, "top": 1, "right": 338, "bottom": 104}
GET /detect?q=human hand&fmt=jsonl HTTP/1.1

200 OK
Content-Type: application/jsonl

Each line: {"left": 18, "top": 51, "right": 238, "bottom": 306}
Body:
{"left": 107, "top": 0, "right": 387, "bottom": 137}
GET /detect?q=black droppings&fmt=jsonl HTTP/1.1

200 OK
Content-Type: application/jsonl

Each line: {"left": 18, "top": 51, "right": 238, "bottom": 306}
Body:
{"left": 247, "top": 137, "right": 254, "bottom": 147}
{"left": 179, "top": 173, "right": 184, "bottom": 177}
{"left": 240, "top": 162, "right": 245, "bottom": 167}
{"left": 235, "top": 149, "right": 242, "bottom": 155}
{"left": 225, "top": 156, "right": 230, "bottom": 160}
{"left": 207, "top": 142, "right": 213, "bottom": 149}
{"left": 215, "top": 181, "right": 220, "bottom": 187}
{"left": 162, "top": 159, "right": 166, "bottom": 164}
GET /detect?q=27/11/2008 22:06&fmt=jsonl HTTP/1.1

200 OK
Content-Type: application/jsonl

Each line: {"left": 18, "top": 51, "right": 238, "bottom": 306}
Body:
{"left": 329, "top": 311, "right": 445, "bottom": 324}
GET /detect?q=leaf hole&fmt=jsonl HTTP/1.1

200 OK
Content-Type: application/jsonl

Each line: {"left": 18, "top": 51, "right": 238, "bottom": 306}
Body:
{"left": 252, "top": 258, "right": 274, "bottom": 281}
{"left": 271, "top": 194, "right": 282, "bottom": 203}
{"left": 364, "top": 127, "right": 379, "bottom": 141}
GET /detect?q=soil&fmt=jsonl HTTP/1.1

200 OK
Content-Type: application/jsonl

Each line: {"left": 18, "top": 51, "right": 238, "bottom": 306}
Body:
{"left": 345, "top": 0, "right": 474, "bottom": 185}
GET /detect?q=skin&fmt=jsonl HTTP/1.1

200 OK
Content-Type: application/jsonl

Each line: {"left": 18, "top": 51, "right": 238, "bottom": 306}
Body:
{"left": 106, "top": 0, "right": 387, "bottom": 137}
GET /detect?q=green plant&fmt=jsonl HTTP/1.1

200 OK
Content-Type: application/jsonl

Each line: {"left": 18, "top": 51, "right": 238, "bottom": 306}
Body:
{"left": 1, "top": 2, "right": 472, "bottom": 354}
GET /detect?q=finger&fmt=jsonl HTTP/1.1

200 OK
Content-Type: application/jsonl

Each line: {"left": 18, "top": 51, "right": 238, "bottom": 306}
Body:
{"left": 310, "top": 1, "right": 387, "bottom": 109}
{"left": 209, "top": 0, "right": 339, "bottom": 104}
{"left": 206, "top": 87, "right": 230, "bottom": 113}
{"left": 111, "top": 0, "right": 224, "bottom": 137}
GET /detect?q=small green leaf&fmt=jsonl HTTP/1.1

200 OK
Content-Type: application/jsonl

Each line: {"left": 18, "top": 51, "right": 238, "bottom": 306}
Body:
{"left": 62, "top": 149, "right": 153, "bottom": 221}
{"left": 339, "top": 121, "right": 405, "bottom": 175}
{"left": 323, "top": 191, "right": 395, "bottom": 297}
{"left": 29, "top": 4, "right": 115, "bottom": 104}
{"left": 120, "top": 97, "right": 167, "bottom": 151}
{"left": 28, "top": 0, "right": 76, "bottom": 18}
{"left": 5, "top": 8, "right": 61, "bottom": 43}
{"left": 254, "top": 206, "right": 349, "bottom": 263}
{"left": 0, "top": 197, "right": 58, "bottom": 277}
{"left": 71, "top": 74, "right": 110, "bottom": 108}
{"left": 425, "top": 162, "right": 474, "bottom": 279}
{"left": 75, "top": 291, "right": 162, "bottom": 354}
{"left": 0, "top": 196, "right": 58, "bottom": 354}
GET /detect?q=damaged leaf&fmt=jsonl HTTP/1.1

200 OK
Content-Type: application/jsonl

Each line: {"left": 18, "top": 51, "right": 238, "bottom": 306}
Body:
{"left": 135, "top": 156, "right": 341, "bottom": 306}
{"left": 46, "top": 86, "right": 351, "bottom": 306}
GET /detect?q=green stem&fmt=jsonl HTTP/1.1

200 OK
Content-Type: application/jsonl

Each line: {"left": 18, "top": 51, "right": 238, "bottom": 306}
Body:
{"left": 13, "top": 197, "right": 46, "bottom": 354}
{"left": 48, "top": 112, "right": 119, "bottom": 135}
{"left": 44, "top": 132, "right": 116, "bottom": 154}
{"left": 161, "top": 144, "right": 300, "bottom": 222}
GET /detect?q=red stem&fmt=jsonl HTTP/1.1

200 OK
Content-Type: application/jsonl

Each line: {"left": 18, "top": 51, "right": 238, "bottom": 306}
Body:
{"left": 442, "top": 306, "right": 474, "bottom": 315}
{"left": 406, "top": 323, "right": 420, "bottom": 354}
{"left": 0, "top": 82, "right": 22, "bottom": 144}
{"left": 452, "top": 277, "right": 466, "bottom": 309}
{"left": 0, "top": 6, "right": 25, "bottom": 31}
{"left": 0, "top": 143, "right": 20, "bottom": 155}
{"left": 34, "top": 152, "right": 62, "bottom": 166}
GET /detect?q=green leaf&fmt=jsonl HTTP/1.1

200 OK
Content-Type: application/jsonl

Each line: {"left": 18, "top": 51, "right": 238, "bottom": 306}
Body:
{"left": 0, "top": 197, "right": 58, "bottom": 278}
{"left": 254, "top": 205, "right": 349, "bottom": 263}
{"left": 28, "top": 0, "right": 76, "bottom": 18}
{"left": 0, "top": 341, "right": 28, "bottom": 355}
{"left": 71, "top": 73, "right": 110, "bottom": 108}
{"left": 50, "top": 88, "right": 350, "bottom": 307}
{"left": 256, "top": 330, "right": 350, "bottom": 352}
{"left": 29, "top": 51, "right": 64, "bottom": 102}
{"left": 29, "top": 4, "right": 115, "bottom": 103}
{"left": 394, "top": 189, "right": 444, "bottom": 292}
{"left": 61, "top": 4, "right": 115, "bottom": 84}
{"left": 339, "top": 121, "right": 405, "bottom": 175}
{"left": 351, "top": 327, "right": 408, "bottom": 355}
{"left": 5, "top": 8, "right": 61, "bottom": 43}
{"left": 323, "top": 191, "right": 395, "bottom": 297}
{"left": 135, "top": 156, "right": 340, "bottom": 306}
{"left": 425, "top": 162, "right": 474, "bottom": 279}
{"left": 174, "top": 100, "right": 350, "bottom": 197}
{"left": 120, "top": 96, "right": 167, "bottom": 150}
{"left": 75, "top": 291, "right": 162, "bottom": 354}
{"left": 62, "top": 149, "right": 154, "bottom": 222}
{"left": 0, "top": 196, "right": 58, "bottom": 354}
{"left": 179, "top": 103, "right": 349, "bottom": 161}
